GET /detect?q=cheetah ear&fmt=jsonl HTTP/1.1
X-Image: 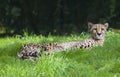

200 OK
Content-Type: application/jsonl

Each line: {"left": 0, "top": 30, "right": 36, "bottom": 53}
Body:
{"left": 88, "top": 22, "right": 94, "bottom": 29}
{"left": 104, "top": 23, "right": 109, "bottom": 29}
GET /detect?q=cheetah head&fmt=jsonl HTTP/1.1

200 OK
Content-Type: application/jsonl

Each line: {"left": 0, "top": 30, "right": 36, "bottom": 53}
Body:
{"left": 88, "top": 22, "right": 108, "bottom": 40}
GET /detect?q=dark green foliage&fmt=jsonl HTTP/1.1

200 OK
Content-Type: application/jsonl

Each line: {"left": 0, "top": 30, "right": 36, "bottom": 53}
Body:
{"left": 0, "top": 0, "right": 119, "bottom": 35}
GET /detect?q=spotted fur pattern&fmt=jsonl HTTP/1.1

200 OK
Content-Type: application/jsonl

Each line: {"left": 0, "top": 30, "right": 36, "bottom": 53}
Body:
{"left": 17, "top": 22, "right": 108, "bottom": 61}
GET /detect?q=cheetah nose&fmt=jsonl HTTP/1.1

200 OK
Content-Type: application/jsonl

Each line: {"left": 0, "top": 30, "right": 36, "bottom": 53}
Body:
{"left": 97, "top": 33, "right": 101, "bottom": 36}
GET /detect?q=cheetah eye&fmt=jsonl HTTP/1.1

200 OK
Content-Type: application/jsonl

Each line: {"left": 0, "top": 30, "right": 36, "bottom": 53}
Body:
{"left": 93, "top": 28, "right": 97, "bottom": 30}
{"left": 101, "top": 28, "right": 104, "bottom": 31}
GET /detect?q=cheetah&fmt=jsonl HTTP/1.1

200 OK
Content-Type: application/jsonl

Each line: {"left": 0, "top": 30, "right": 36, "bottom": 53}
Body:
{"left": 17, "top": 22, "right": 108, "bottom": 61}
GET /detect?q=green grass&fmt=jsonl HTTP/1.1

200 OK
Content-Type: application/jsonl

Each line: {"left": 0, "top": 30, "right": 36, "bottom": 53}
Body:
{"left": 0, "top": 31, "right": 120, "bottom": 77}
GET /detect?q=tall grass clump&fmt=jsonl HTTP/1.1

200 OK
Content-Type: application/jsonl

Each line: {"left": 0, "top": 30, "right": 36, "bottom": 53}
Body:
{"left": 0, "top": 31, "right": 120, "bottom": 77}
